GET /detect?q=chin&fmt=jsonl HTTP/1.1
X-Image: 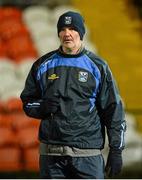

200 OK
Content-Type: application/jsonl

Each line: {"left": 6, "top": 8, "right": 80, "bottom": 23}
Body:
{"left": 64, "top": 44, "right": 73, "bottom": 49}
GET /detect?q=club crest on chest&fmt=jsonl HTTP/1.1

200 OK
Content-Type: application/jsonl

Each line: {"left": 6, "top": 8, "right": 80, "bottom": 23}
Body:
{"left": 78, "top": 71, "right": 88, "bottom": 82}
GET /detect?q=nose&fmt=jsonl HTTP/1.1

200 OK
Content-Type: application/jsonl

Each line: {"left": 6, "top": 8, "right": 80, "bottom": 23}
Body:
{"left": 64, "top": 28, "right": 71, "bottom": 35}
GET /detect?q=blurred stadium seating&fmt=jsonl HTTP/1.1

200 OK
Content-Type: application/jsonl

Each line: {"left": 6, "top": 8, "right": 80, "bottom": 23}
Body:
{"left": 0, "top": 0, "right": 142, "bottom": 178}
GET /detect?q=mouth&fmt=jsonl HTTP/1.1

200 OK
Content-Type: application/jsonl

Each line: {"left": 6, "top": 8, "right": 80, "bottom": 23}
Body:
{"left": 63, "top": 39, "right": 72, "bottom": 43}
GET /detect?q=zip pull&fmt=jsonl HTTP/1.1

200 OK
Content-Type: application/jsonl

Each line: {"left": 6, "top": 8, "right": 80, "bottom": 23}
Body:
{"left": 51, "top": 113, "right": 54, "bottom": 120}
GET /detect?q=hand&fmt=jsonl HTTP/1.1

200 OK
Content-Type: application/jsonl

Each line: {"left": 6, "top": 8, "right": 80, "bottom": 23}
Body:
{"left": 105, "top": 149, "right": 122, "bottom": 177}
{"left": 41, "top": 97, "right": 60, "bottom": 114}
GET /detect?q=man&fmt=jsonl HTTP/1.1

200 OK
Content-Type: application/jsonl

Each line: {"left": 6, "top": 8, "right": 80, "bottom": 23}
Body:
{"left": 20, "top": 11, "right": 126, "bottom": 179}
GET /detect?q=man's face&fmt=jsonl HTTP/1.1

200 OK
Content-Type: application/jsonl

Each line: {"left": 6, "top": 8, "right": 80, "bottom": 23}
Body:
{"left": 59, "top": 27, "right": 82, "bottom": 50}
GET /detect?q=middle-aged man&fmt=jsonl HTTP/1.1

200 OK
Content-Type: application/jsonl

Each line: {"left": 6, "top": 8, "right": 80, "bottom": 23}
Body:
{"left": 20, "top": 11, "right": 126, "bottom": 179}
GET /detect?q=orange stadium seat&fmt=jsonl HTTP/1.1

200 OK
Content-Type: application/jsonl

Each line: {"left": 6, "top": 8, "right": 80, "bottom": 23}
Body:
{"left": 28, "top": 118, "right": 40, "bottom": 128}
{"left": 11, "top": 113, "right": 40, "bottom": 131}
{"left": 5, "top": 97, "right": 23, "bottom": 112}
{"left": 17, "top": 127, "right": 39, "bottom": 148}
{"left": 0, "top": 19, "right": 29, "bottom": 40}
{"left": 0, "top": 127, "right": 17, "bottom": 146}
{"left": 0, "top": 114, "right": 13, "bottom": 127}
{"left": 11, "top": 113, "right": 31, "bottom": 131}
{"left": 0, "top": 7, "right": 22, "bottom": 21}
{"left": 0, "top": 101, "right": 5, "bottom": 113}
{"left": 0, "top": 6, "right": 38, "bottom": 62}
{"left": 24, "top": 146, "right": 39, "bottom": 171}
{"left": 0, "top": 39, "right": 7, "bottom": 58}
{"left": 6, "top": 35, "right": 38, "bottom": 62}
{"left": 0, "top": 147, "right": 22, "bottom": 172}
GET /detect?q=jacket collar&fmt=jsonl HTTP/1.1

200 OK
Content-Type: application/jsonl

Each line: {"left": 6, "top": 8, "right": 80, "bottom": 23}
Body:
{"left": 57, "top": 46, "right": 86, "bottom": 58}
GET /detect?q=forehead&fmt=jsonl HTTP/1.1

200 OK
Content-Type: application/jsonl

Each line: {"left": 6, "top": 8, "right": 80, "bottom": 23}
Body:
{"left": 59, "top": 27, "right": 79, "bottom": 36}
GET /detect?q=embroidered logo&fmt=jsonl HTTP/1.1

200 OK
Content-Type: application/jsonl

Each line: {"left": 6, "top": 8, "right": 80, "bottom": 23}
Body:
{"left": 48, "top": 74, "right": 59, "bottom": 80}
{"left": 78, "top": 71, "right": 88, "bottom": 82}
{"left": 64, "top": 16, "right": 72, "bottom": 25}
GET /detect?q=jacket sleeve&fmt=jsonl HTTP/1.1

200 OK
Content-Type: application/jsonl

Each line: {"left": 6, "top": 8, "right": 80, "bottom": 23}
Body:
{"left": 96, "top": 63, "right": 126, "bottom": 151}
{"left": 20, "top": 63, "right": 45, "bottom": 119}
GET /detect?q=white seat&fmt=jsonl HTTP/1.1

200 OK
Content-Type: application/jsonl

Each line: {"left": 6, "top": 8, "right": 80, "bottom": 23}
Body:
{"left": 23, "top": 6, "right": 51, "bottom": 24}
{"left": 35, "top": 36, "right": 59, "bottom": 56}
{"left": 53, "top": 5, "right": 80, "bottom": 23}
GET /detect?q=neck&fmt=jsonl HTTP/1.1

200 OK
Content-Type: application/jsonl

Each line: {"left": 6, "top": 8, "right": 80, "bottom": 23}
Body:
{"left": 62, "top": 44, "right": 83, "bottom": 55}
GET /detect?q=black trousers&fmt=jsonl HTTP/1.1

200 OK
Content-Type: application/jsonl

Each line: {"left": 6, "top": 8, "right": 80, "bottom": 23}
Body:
{"left": 39, "top": 154, "right": 105, "bottom": 179}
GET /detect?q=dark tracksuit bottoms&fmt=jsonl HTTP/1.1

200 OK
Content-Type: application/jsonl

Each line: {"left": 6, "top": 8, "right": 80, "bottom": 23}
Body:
{"left": 39, "top": 154, "right": 105, "bottom": 179}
